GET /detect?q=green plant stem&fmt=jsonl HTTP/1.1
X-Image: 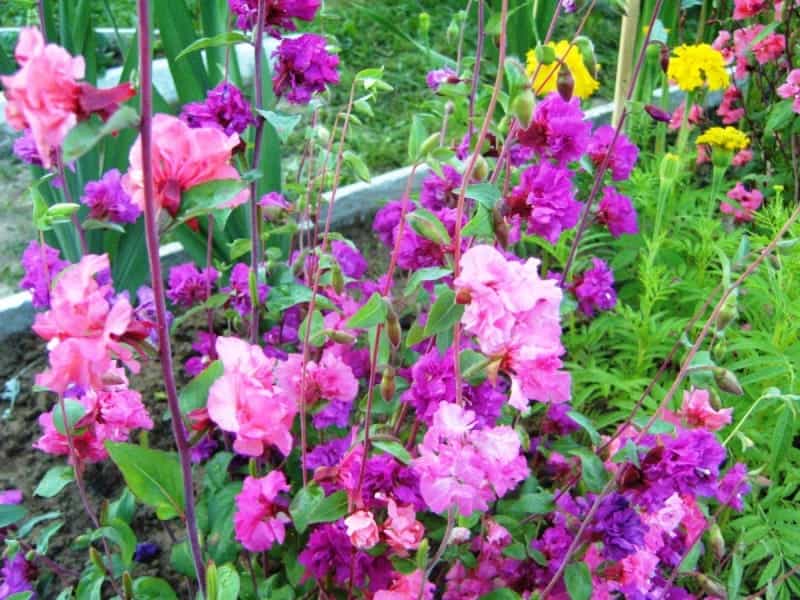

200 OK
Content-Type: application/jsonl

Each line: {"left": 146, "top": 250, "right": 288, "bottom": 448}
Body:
{"left": 654, "top": 73, "right": 669, "bottom": 156}
{"left": 612, "top": 0, "right": 640, "bottom": 127}
{"left": 709, "top": 165, "right": 726, "bottom": 219}
{"left": 674, "top": 91, "right": 695, "bottom": 159}
{"left": 723, "top": 394, "right": 768, "bottom": 446}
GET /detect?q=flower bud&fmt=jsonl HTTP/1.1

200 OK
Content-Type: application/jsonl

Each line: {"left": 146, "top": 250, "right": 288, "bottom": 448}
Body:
{"left": 493, "top": 207, "right": 509, "bottom": 248}
{"left": 420, "top": 133, "right": 441, "bottom": 157}
{"left": 472, "top": 153, "right": 489, "bottom": 181}
{"left": 511, "top": 88, "right": 535, "bottom": 128}
{"left": 709, "top": 524, "right": 725, "bottom": 560}
{"left": 695, "top": 574, "right": 726, "bottom": 598}
{"left": 658, "top": 153, "right": 681, "bottom": 189}
{"left": 557, "top": 64, "right": 574, "bottom": 101}
{"left": 418, "top": 12, "right": 431, "bottom": 36}
{"left": 446, "top": 20, "right": 460, "bottom": 44}
{"left": 660, "top": 43, "right": 670, "bottom": 74}
{"left": 331, "top": 262, "right": 345, "bottom": 294}
{"left": 456, "top": 288, "right": 472, "bottom": 304}
{"left": 716, "top": 293, "right": 738, "bottom": 331}
{"left": 406, "top": 210, "right": 451, "bottom": 246}
{"left": 386, "top": 307, "right": 402, "bottom": 348}
{"left": 327, "top": 330, "right": 357, "bottom": 345}
{"left": 381, "top": 366, "right": 396, "bottom": 402}
{"left": 25, "top": 550, "right": 36, "bottom": 562}
{"left": 713, "top": 367, "right": 744, "bottom": 396}
{"left": 644, "top": 104, "right": 671, "bottom": 123}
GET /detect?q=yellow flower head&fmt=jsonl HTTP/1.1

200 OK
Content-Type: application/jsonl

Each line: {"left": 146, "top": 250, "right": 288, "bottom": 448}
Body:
{"left": 525, "top": 40, "right": 600, "bottom": 100}
{"left": 696, "top": 126, "right": 750, "bottom": 152}
{"left": 667, "top": 44, "right": 730, "bottom": 92}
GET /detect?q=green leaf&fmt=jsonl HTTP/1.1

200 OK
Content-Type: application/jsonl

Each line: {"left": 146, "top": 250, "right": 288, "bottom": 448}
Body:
{"left": 75, "top": 569, "right": 104, "bottom": 600}
{"left": 570, "top": 448, "right": 609, "bottom": 493}
{"left": 178, "top": 179, "right": 249, "bottom": 224}
{"left": 289, "top": 484, "right": 348, "bottom": 534}
{"left": 267, "top": 283, "right": 336, "bottom": 313}
{"left": 423, "top": 288, "right": 464, "bottom": 337}
{"left": 93, "top": 519, "right": 137, "bottom": 567}
{"left": 373, "top": 440, "right": 412, "bottom": 465}
{"left": 459, "top": 349, "right": 488, "bottom": 385}
{"left": 179, "top": 361, "right": 223, "bottom": 414}
{"left": 343, "top": 151, "right": 371, "bottom": 182}
{"left": 466, "top": 184, "right": 501, "bottom": 209}
{"left": 62, "top": 107, "right": 140, "bottom": 163}
{"left": 408, "top": 114, "right": 427, "bottom": 161}
{"left": 153, "top": 0, "right": 209, "bottom": 103}
{"left": 564, "top": 562, "right": 592, "bottom": 600}
{"left": 53, "top": 399, "right": 88, "bottom": 435}
{"left": 257, "top": 110, "right": 302, "bottom": 143}
{"left": 105, "top": 442, "right": 185, "bottom": 520}
{"left": 611, "top": 439, "right": 641, "bottom": 468}
{"left": 34, "top": 466, "right": 74, "bottom": 498}
{"left": 35, "top": 520, "right": 63, "bottom": 554}
{"left": 355, "top": 67, "right": 386, "bottom": 89}
{"left": 404, "top": 267, "right": 452, "bottom": 296}
{"left": 204, "top": 452, "right": 235, "bottom": 493}
{"left": 346, "top": 293, "right": 388, "bottom": 329}
{"left": 6, "top": 592, "right": 34, "bottom": 600}
{"left": 566, "top": 410, "right": 600, "bottom": 446}
{"left": 207, "top": 483, "right": 241, "bottom": 564}
{"left": 214, "top": 564, "right": 241, "bottom": 600}
{"left": 176, "top": 31, "right": 250, "bottom": 61}
{"left": 170, "top": 541, "right": 195, "bottom": 577}
{"left": 769, "top": 405, "right": 794, "bottom": 478}
{"left": 107, "top": 488, "right": 137, "bottom": 525}
{"left": 498, "top": 492, "right": 554, "bottom": 518}
{"left": 133, "top": 577, "right": 179, "bottom": 600}
{"left": 17, "top": 511, "right": 60, "bottom": 537}
{"left": 461, "top": 206, "right": 495, "bottom": 240}
{"left": 479, "top": 590, "right": 521, "bottom": 600}
{"left": 727, "top": 552, "right": 743, "bottom": 599}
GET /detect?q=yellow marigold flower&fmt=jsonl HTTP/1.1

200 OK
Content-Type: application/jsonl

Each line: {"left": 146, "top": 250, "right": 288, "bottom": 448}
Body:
{"left": 667, "top": 44, "right": 730, "bottom": 92}
{"left": 696, "top": 126, "right": 750, "bottom": 151}
{"left": 525, "top": 40, "right": 600, "bottom": 100}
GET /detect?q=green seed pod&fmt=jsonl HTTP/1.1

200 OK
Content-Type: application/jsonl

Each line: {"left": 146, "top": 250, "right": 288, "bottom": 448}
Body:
{"left": 511, "top": 88, "right": 535, "bottom": 128}
{"left": 386, "top": 307, "right": 402, "bottom": 349}
{"left": 713, "top": 367, "right": 744, "bottom": 396}
{"left": 709, "top": 523, "right": 725, "bottom": 560}
{"left": 381, "top": 367, "right": 396, "bottom": 403}
{"left": 472, "top": 154, "right": 489, "bottom": 181}
{"left": 331, "top": 262, "right": 345, "bottom": 295}
{"left": 327, "top": 330, "right": 357, "bottom": 345}
{"left": 695, "top": 573, "right": 726, "bottom": 598}
{"left": 418, "top": 12, "right": 431, "bottom": 36}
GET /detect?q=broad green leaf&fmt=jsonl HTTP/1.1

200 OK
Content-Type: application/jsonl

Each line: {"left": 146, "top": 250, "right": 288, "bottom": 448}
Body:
{"left": 257, "top": 110, "right": 302, "bottom": 143}
{"left": 346, "top": 293, "right": 388, "bottom": 329}
{"left": 423, "top": 289, "right": 464, "bottom": 337}
{"left": 466, "top": 184, "right": 501, "bottom": 209}
{"left": 93, "top": 519, "right": 137, "bottom": 567}
{"left": 564, "top": 562, "right": 592, "bottom": 600}
{"left": 765, "top": 100, "right": 796, "bottom": 136}
{"left": 566, "top": 410, "right": 600, "bottom": 446}
{"left": 479, "top": 590, "right": 521, "bottom": 600}
{"left": 461, "top": 206, "right": 494, "bottom": 240}
{"left": 75, "top": 568, "right": 104, "bottom": 600}
{"left": 214, "top": 564, "right": 241, "bottom": 600}
{"left": 179, "top": 361, "right": 223, "bottom": 414}
{"left": 373, "top": 440, "right": 412, "bottom": 465}
{"left": 459, "top": 349, "right": 488, "bottom": 385}
{"left": 178, "top": 179, "right": 249, "bottom": 224}
{"left": 204, "top": 452, "right": 235, "bottom": 493}
{"left": 53, "top": 399, "right": 88, "bottom": 435}
{"left": 62, "top": 107, "right": 140, "bottom": 163}
{"left": 133, "top": 577, "right": 179, "bottom": 600}
{"left": 176, "top": 31, "right": 250, "bottom": 61}
{"left": 170, "top": 541, "right": 195, "bottom": 577}
{"left": 497, "top": 492, "right": 554, "bottom": 518}
{"left": 105, "top": 442, "right": 185, "bottom": 520}
{"left": 570, "top": 448, "right": 609, "bottom": 493}
{"left": 405, "top": 267, "right": 452, "bottom": 296}
{"left": 289, "top": 484, "right": 348, "bottom": 534}
{"left": 267, "top": 283, "right": 336, "bottom": 313}
{"left": 343, "top": 151, "right": 371, "bottom": 182}
{"left": 207, "top": 483, "right": 241, "bottom": 564}
{"left": 34, "top": 466, "right": 74, "bottom": 498}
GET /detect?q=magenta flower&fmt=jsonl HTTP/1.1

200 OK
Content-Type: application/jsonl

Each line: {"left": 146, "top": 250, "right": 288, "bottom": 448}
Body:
{"left": 166, "top": 262, "right": 219, "bottom": 308}
{"left": 223, "top": 262, "right": 269, "bottom": 316}
{"left": 721, "top": 182, "right": 763, "bottom": 223}
{"left": 517, "top": 92, "right": 591, "bottom": 165}
{"left": 81, "top": 169, "right": 141, "bottom": 224}
{"left": 273, "top": 34, "right": 340, "bottom": 105}
{"left": 0, "top": 554, "right": 36, "bottom": 599}
{"left": 180, "top": 82, "right": 256, "bottom": 136}
{"left": 733, "top": 0, "right": 768, "bottom": 18}
{"left": 331, "top": 240, "right": 368, "bottom": 279}
{"left": 185, "top": 331, "right": 218, "bottom": 377}
{"left": 419, "top": 165, "right": 462, "bottom": 211}
{"left": 228, "top": 0, "right": 320, "bottom": 35}
{"left": 506, "top": 161, "right": 582, "bottom": 244}
{"left": 426, "top": 67, "right": 459, "bottom": 92}
{"left": 717, "top": 86, "right": 745, "bottom": 125}
{"left": 587, "top": 125, "right": 639, "bottom": 181}
{"left": 596, "top": 186, "right": 638, "bottom": 237}
{"left": 571, "top": 257, "right": 617, "bottom": 317}
{"left": 19, "top": 240, "right": 68, "bottom": 310}
{"left": 234, "top": 471, "right": 291, "bottom": 551}
{"left": 716, "top": 463, "right": 749, "bottom": 511}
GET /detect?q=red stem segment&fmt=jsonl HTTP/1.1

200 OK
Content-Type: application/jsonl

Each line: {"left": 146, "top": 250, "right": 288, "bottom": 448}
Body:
{"left": 135, "top": 1, "right": 206, "bottom": 592}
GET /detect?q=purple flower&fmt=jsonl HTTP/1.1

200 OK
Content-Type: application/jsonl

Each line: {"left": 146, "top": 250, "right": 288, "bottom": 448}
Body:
{"left": 263, "top": 306, "right": 302, "bottom": 359}
{"left": 331, "top": 240, "right": 368, "bottom": 279}
{"left": 645, "top": 104, "right": 672, "bottom": 123}
{"left": 597, "top": 186, "right": 638, "bottom": 237}
{"left": 132, "top": 286, "right": 168, "bottom": 346}
{"left": 373, "top": 199, "right": 411, "bottom": 247}
{"left": 540, "top": 403, "right": 580, "bottom": 436}
{"left": 223, "top": 262, "right": 269, "bottom": 316}
{"left": 506, "top": 162, "right": 582, "bottom": 244}
{"left": 133, "top": 542, "right": 161, "bottom": 563}
{"left": 166, "top": 262, "right": 219, "bottom": 308}
{"left": 185, "top": 331, "right": 218, "bottom": 377}
{"left": 587, "top": 124, "right": 639, "bottom": 181}
{"left": 419, "top": 165, "right": 462, "bottom": 211}
{"left": 508, "top": 143, "right": 535, "bottom": 167}
{"left": 306, "top": 435, "right": 352, "bottom": 470}
{"left": 362, "top": 454, "right": 424, "bottom": 510}
{"left": 180, "top": 82, "right": 256, "bottom": 136}
{"left": 572, "top": 258, "right": 617, "bottom": 317}
{"left": 19, "top": 240, "right": 68, "bottom": 309}
{"left": 312, "top": 398, "right": 353, "bottom": 429}
{"left": 13, "top": 129, "right": 49, "bottom": 167}
{"left": 0, "top": 490, "right": 22, "bottom": 505}
{"left": 228, "top": 0, "right": 320, "bottom": 35}
{"left": 190, "top": 434, "right": 218, "bottom": 464}
{"left": 517, "top": 92, "right": 591, "bottom": 165}
{"left": 716, "top": 463, "right": 749, "bottom": 511}
{"left": 259, "top": 191, "right": 292, "bottom": 220}
{"left": 426, "top": 67, "right": 459, "bottom": 92}
{"left": 0, "top": 554, "right": 35, "bottom": 599}
{"left": 591, "top": 494, "right": 646, "bottom": 560}
{"left": 273, "top": 34, "right": 339, "bottom": 105}
{"left": 81, "top": 168, "right": 141, "bottom": 224}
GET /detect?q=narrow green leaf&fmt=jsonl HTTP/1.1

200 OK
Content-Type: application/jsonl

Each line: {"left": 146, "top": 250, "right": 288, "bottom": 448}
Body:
{"left": 176, "top": 32, "right": 251, "bottom": 62}
{"left": 408, "top": 114, "right": 427, "bottom": 162}
{"left": 423, "top": 289, "right": 464, "bottom": 337}
{"left": 17, "top": 511, "right": 61, "bottom": 538}
{"left": 373, "top": 440, "right": 412, "bottom": 465}
{"left": 405, "top": 267, "right": 452, "bottom": 296}
{"left": 346, "top": 293, "right": 388, "bottom": 329}
{"left": 343, "top": 151, "right": 371, "bottom": 182}
{"left": 34, "top": 466, "right": 74, "bottom": 498}
{"left": 566, "top": 410, "right": 600, "bottom": 446}
{"left": 35, "top": 520, "right": 63, "bottom": 554}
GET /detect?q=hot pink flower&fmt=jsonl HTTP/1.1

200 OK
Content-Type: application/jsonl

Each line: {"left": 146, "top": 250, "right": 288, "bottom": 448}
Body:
{"left": 678, "top": 388, "right": 732, "bottom": 431}
{"left": 344, "top": 510, "right": 380, "bottom": 549}
{"left": 374, "top": 570, "right": 434, "bottom": 600}
{"left": 752, "top": 32, "right": 785, "bottom": 65}
{"left": 382, "top": 500, "right": 424, "bottom": 555}
{"left": 207, "top": 336, "right": 297, "bottom": 456}
{"left": 733, "top": 0, "right": 768, "bottom": 19}
{"left": 234, "top": 471, "right": 291, "bottom": 551}
{"left": 721, "top": 182, "right": 763, "bottom": 223}
{"left": 123, "top": 114, "right": 248, "bottom": 217}
{"left": 778, "top": 69, "right": 800, "bottom": 114}
{"left": 668, "top": 102, "right": 703, "bottom": 131}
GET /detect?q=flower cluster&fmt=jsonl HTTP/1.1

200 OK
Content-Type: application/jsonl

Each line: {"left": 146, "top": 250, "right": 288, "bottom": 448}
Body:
{"left": 667, "top": 44, "right": 730, "bottom": 92}
{"left": 180, "top": 82, "right": 256, "bottom": 136}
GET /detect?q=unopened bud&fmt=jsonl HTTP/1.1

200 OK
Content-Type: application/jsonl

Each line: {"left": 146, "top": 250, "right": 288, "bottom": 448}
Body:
{"left": 716, "top": 293, "right": 738, "bottom": 331}
{"left": 418, "top": 12, "right": 431, "bottom": 36}
{"left": 123, "top": 572, "right": 134, "bottom": 599}
{"left": 327, "top": 330, "right": 357, "bottom": 345}
{"left": 381, "top": 367, "right": 396, "bottom": 402}
{"left": 406, "top": 211, "right": 451, "bottom": 246}
{"left": 25, "top": 550, "right": 36, "bottom": 562}
{"left": 714, "top": 367, "right": 744, "bottom": 396}
{"left": 446, "top": 20, "right": 460, "bottom": 44}
{"left": 645, "top": 104, "right": 671, "bottom": 123}
{"left": 420, "top": 133, "right": 441, "bottom": 157}
{"left": 707, "top": 388, "right": 723, "bottom": 410}
{"left": 89, "top": 547, "right": 106, "bottom": 574}
{"left": 709, "top": 524, "right": 725, "bottom": 560}
{"left": 511, "top": 88, "right": 535, "bottom": 128}
{"left": 695, "top": 573, "right": 726, "bottom": 598}
{"left": 557, "top": 64, "right": 574, "bottom": 101}
{"left": 386, "top": 308, "right": 402, "bottom": 348}
{"left": 331, "top": 262, "right": 345, "bottom": 294}
{"left": 660, "top": 44, "right": 670, "bottom": 73}
{"left": 493, "top": 207, "right": 509, "bottom": 248}
{"left": 472, "top": 154, "right": 489, "bottom": 181}
{"left": 659, "top": 153, "right": 681, "bottom": 188}
{"left": 456, "top": 288, "right": 472, "bottom": 304}
{"left": 316, "top": 126, "right": 330, "bottom": 144}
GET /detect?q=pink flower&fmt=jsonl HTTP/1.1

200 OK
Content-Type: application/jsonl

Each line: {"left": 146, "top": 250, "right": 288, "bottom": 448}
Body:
{"left": 374, "top": 570, "right": 434, "bottom": 600}
{"left": 207, "top": 336, "right": 297, "bottom": 456}
{"left": 0, "top": 490, "right": 23, "bottom": 505}
{"left": 778, "top": 69, "right": 800, "bottom": 114}
{"left": 123, "top": 114, "right": 248, "bottom": 217}
{"left": 733, "top": 0, "right": 768, "bottom": 19}
{"left": 33, "top": 254, "right": 138, "bottom": 394}
{"left": 717, "top": 86, "right": 745, "bottom": 124}
{"left": 752, "top": 32, "right": 785, "bottom": 65}
{"left": 732, "top": 149, "right": 753, "bottom": 167}
{"left": 344, "top": 510, "right": 380, "bottom": 549}
{"left": 382, "top": 500, "right": 424, "bottom": 555}
{"left": 234, "top": 471, "right": 291, "bottom": 551}
{"left": 721, "top": 182, "right": 763, "bottom": 223}
{"left": 668, "top": 102, "right": 703, "bottom": 131}
{"left": 678, "top": 388, "right": 732, "bottom": 431}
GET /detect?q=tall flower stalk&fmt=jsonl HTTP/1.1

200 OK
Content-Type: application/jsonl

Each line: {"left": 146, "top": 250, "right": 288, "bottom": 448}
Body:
{"left": 135, "top": 0, "right": 206, "bottom": 592}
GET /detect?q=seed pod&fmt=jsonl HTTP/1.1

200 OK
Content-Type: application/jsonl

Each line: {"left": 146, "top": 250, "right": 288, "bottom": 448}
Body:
{"left": 557, "top": 64, "right": 574, "bottom": 101}
{"left": 658, "top": 153, "right": 681, "bottom": 188}
{"left": 446, "top": 20, "right": 459, "bottom": 44}
{"left": 418, "top": 12, "right": 431, "bottom": 36}
{"left": 511, "top": 88, "right": 535, "bottom": 128}
{"left": 386, "top": 307, "right": 402, "bottom": 348}
{"left": 660, "top": 43, "right": 670, "bottom": 74}
{"left": 709, "top": 524, "right": 726, "bottom": 560}
{"left": 331, "top": 262, "right": 345, "bottom": 294}
{"left": 472, "top": 154, "right": 489, "bottom": 181}
{"left": 381, "top": 367, "right": 396, "bottom": 403}
{"left": 419, "top": 133, "right": 442, "bottom": 157}
{"left": 327, "top": 330, "right": 357, "bottom": 345}
{"left": 714, "top": 367, "right": 744, "bottom": 396}
{"left": 456, "top": 288, "right": 472, "bottom": 305}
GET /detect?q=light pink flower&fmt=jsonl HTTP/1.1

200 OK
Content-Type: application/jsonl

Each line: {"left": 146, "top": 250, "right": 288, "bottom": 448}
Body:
{"left": 344, "top": 510, "right": 380, "bottom": 549}
{"left": 668, "top": 102, "right": 703, "bottom": 131}
{"left": 778, "top": 69, "right": 800, "bottom": 114}
{"left": 374, "top": 570, "right": 434, "bottom": 600}
{"left": 207, "top": 336, "right": 297, "bottom": 456}
{"left": 752, "top": 32, "right": 785, "bottom": 65}
{"left": 382, "top": 500, "right": 424, "bottom": 555}
{"left": 678, "top": 388, "right": 732, "bottom": 431}
{"left": 721, "top": 182, "right": 763, "bottom": 223}
{"left": 0, "top": 490, "right": 23, "bottom": 505}
{"left": 123, "top": 114, "right": 248, "bottom": 217}
{"left": 234, "top": 471, "right": 291, "bottom": 551}
{"left": 276, "top": 347, "right": 359, "bottom": 406}
{"left": 717, "top": 86, "right": 745, "bottom": 124}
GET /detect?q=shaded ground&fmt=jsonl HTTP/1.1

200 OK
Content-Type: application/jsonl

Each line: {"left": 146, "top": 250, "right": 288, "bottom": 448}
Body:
{"left": 0, "top": 129, "right": 33, "bottom": 297}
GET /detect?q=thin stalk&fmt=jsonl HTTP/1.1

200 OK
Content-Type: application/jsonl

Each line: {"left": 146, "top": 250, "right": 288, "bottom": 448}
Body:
{"left": 135, "top": 0, "right": 206, "bottom": 592}
{"left": 249, "top": 0, "right": 268, "bottom": 343}
{"left": 612, "top": 0, "right": 641, "bottom": 127}
{"left": 674, "top": 91, "right": 695, "bottom": 159}
{"left": 467, "top": 0, "right": 485, "bottom": 148}
{"left": 708, "top": 165, "right": 726, "bottom": 219}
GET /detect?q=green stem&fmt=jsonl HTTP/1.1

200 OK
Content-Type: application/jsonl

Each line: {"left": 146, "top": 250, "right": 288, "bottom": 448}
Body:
{"left": 709, "top": 165, "right": 726, "bottom": 219}
{"left": 675, "top": 91, "right": 695, "bottom": 158}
